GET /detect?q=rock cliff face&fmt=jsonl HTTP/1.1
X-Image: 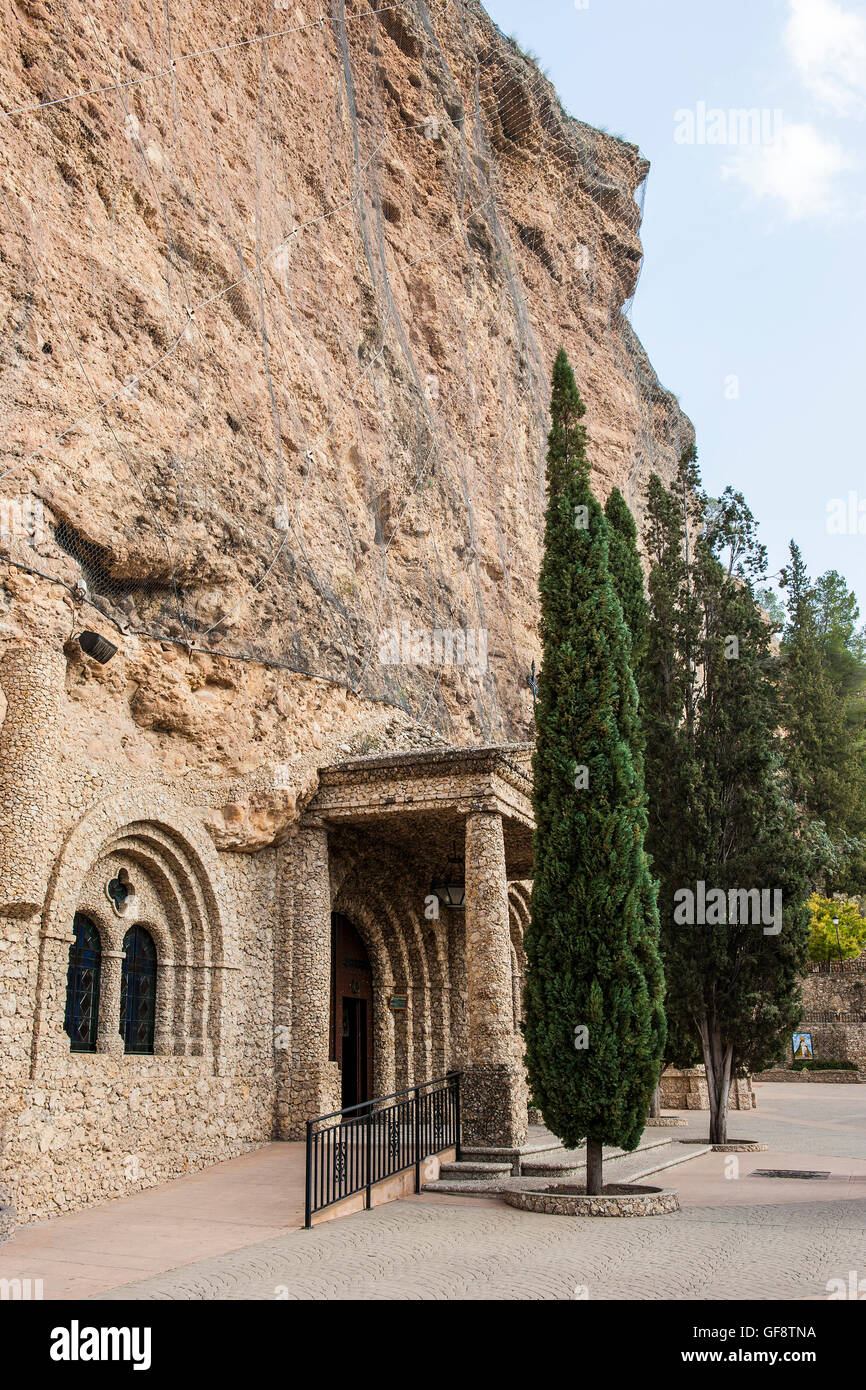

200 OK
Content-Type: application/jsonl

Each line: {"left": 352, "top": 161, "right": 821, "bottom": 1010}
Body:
{"left": 1, "top": 0, "right": 693, "bottom": 777}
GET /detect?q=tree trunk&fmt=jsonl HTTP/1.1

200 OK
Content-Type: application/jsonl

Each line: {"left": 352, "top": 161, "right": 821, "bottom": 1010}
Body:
{"left": 586, "top": 1137, "right": 603, "bottom": 1195}
{"left": 648, "top": 1059, "right": 665, "bottom": 1120}
{"left": 698, "top": 1014, "right": 733, "bottom": 1146}
{"left": 649, "top": 1080, "right": 661, "bottom": 1119}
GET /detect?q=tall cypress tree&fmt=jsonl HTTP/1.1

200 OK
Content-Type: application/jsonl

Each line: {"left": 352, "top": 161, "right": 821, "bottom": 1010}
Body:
{"left": 605, "top": 486, "right": 649, "bottom": 680}
{"left": 605, "top": 482, "right": 659, "bottom": 1108}
{"left": 524, "top": 349, "right": 666, "bottom": 1193}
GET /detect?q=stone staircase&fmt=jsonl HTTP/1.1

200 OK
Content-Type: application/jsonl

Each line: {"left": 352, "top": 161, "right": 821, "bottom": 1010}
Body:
{"left": 423, "top": 1129, "right": 710, "bottom": 1198}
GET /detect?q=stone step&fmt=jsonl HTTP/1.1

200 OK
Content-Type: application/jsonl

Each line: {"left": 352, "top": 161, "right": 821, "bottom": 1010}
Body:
{"left": 460, "top": 1141, "right": 565, "bottom": 1165}
{"left": 421, "top": 1175, "right": 545, "bottom": 1197}
{"left": 461, "top": 1130, "right": 674, "bottom": 1178}
{"left": 609, "top": 1142, "right": 713, "bottom": 1184}
{"left": 420, "top": 1136, "right": 713, "bottom": 1200}
{"left": 438, "top": 1160, "right": 513, "bottom": 1180}
{"left": 520, "top": 1134, "right": 673, "bottom": 1176}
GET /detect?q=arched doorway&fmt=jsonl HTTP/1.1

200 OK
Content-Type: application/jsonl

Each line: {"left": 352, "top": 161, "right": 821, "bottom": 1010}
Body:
{"left": 330, "top": 913, "right": 374, "bottom": 1109}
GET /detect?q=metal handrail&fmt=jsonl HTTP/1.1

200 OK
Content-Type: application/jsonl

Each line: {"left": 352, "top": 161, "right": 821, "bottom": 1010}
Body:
{"left": 308, "top": 1072, "right": 460, "bottom": 1126}
{"left": 304, "top": 1071, "right": 461, "bottom": 1228}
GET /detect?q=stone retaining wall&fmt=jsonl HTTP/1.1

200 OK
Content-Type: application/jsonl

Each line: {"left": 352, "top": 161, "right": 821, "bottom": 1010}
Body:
{"left": 786, "top": 961, "right": 866, "bottom": 1070}
{"left": 659, "top": 1067, "right": 755, "bottom": 1111}
{"left": 755, "top": 1069, "right": 864, "bottom": 1084}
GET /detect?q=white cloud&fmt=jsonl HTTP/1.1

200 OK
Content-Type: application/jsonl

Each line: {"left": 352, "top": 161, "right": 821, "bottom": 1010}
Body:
{"left": 721, "top": 120, "right": 858, "bottom": 218}
{"left": 784, "top": 0, "right": 866, "bottom": 117}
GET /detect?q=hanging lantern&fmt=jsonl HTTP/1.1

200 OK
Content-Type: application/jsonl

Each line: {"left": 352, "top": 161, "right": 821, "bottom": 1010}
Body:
{"left": 430, "top": 839, "right": 465, "bottom": 908}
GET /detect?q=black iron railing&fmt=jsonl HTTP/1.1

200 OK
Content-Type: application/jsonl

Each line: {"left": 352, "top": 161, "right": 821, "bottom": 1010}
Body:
{"left": 304, "top": 1072, "right": 461, "bottom": 1228}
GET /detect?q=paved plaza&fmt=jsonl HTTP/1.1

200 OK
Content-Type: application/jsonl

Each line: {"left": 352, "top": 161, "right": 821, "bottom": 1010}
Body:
{"left": 1, "top": 1084, "right": 863, "bottom": 1301}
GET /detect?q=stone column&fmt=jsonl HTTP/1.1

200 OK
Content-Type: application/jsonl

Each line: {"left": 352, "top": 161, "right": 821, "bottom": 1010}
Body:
{"left": 153, "top": 961, "right": 176, "bottom": 1054}
{"left": 284, "top": 818, "right": 340, "bottom": 1138}
{"left": 273, "top": 844, "right": 294, "bottom": 1137}
{"left": 371, "top": 958, "right": 396, "bottom": 1098}
{"left": 447, "top": 905, "right": 470, "bottom": 1071}
{"left": 462, "top": 809, "right": 527, "bottom": 1148}
{"left": 96, "top": 948, "right": 126, "bottom": 1055}
{"left": 0, "top": 642, "right": 65, "bottom": 916}
{"left": 31, "top": 923, "right": 77, "bottom": 1075}
{"left": 0, "top": 910, "right": 39, "bottom": 1084}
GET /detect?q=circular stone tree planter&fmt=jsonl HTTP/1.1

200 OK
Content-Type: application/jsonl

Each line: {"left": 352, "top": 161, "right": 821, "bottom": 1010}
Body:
{"left": 709, "top": 1141, "right": 768, "bottom": 1153}
{"left": 504, "top": 1183, "right": 680, "bottom": 1217}
{"left": 679, "top": 1139, "right": 769, "bottom": 1153}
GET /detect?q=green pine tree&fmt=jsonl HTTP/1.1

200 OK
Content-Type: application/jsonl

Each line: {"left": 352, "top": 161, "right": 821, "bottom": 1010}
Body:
{"left": 779, "top": 547, "right": 866, "bottom": 894}
{"left": 643, "top": 461, "right": 811, "bottom": 1142}
{"left": 523, "top": 349, "right": 666, "bottom": 1193}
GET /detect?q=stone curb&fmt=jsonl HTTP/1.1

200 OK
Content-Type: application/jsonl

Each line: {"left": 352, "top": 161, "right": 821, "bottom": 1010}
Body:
{"left": 755, "top": 1071, "right": 865, "bottom": 1084}
{"left": 624, "top": 1144, "right": 712, "bottom": 1182}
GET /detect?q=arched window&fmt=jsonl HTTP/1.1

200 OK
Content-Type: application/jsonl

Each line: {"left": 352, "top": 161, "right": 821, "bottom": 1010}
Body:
{"left": 64, "top": 914, "right": 102, "bottom": 1052}
{"left": 120, "top": 925, "right": 157, "bottom": 1054}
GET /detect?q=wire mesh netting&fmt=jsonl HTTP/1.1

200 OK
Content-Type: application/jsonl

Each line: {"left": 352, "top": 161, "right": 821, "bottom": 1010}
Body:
{"left": 0, "top": 0, "right": 693, "bottom": 740}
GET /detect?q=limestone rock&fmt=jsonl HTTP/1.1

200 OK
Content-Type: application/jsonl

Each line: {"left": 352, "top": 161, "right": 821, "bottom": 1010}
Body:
{"left": 0, "top": 0, "right": 692, "bottom": 747}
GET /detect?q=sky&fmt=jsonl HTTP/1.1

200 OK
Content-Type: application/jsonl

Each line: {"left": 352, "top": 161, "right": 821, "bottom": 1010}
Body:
{"left": 483, "top": 0, "right": 866, "bottom": 616}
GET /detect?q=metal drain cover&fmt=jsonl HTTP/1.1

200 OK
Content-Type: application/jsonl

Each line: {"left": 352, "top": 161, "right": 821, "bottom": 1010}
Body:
{"left": 750, "top": 1169, "right": 831, "bottom": 1180}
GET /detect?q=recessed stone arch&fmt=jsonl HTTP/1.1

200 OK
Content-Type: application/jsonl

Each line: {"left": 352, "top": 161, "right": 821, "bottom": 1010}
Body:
{"left": 329, "top": 889, "right": 397, "bottom": 1099}
{"left": 330, "top": 835, "right": 454, "bottom": 1092}
{"left": 508, "top": 881, "right": 530, "bottom": 1029}
{"left": 333, "top": 857, "right": 415, "bottom": 1090}
{"left": 32, "top": 788, "right": 237, "bottom": 1076}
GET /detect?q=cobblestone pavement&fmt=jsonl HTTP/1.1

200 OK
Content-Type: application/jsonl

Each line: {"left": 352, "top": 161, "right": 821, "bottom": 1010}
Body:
{"left": 95, "top": 1193, "right": 864, "bottom": 1301}
{"left": 93, "top": 1086, "right": 866, "bottom": 1301}
{"left": 675, "top": 1082, "right": 866, "bottom": 1160}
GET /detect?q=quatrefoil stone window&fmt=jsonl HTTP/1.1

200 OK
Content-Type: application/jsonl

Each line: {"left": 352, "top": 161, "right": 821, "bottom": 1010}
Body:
{"left": 106, "top": 869, "right": 134, "bottom": 915}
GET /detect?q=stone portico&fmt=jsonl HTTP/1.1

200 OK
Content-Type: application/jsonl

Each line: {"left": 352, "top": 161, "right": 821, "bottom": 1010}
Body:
{"left": 278, "top": 745, "right": 534, "bottom": 1148}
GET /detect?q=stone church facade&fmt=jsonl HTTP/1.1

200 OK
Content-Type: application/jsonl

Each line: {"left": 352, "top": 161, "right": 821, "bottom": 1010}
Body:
{"left": 0, "top": 638, "right": 534, "bottom": 1228}
{"left": 0, "top": 0, "right": 701, "bottom": 1240}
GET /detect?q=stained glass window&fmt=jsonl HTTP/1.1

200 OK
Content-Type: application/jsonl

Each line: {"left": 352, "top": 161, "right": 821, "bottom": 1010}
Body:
{"left": 64, "top": 914, "right": 101, "bottom": 1052}
{"left": 120, "top": 925, "right": 157, "bottom": 1055}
